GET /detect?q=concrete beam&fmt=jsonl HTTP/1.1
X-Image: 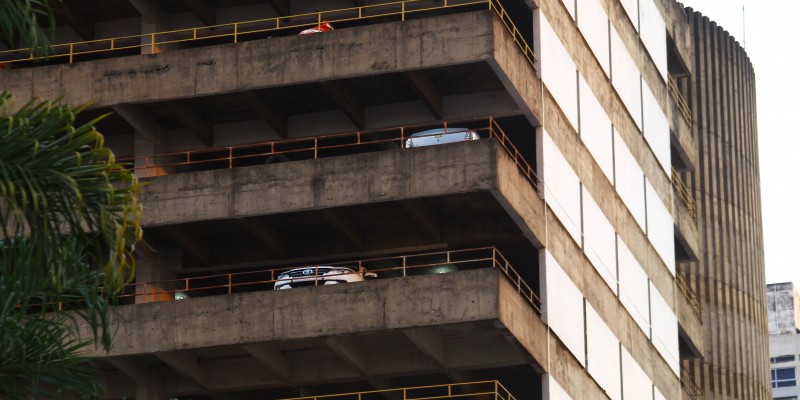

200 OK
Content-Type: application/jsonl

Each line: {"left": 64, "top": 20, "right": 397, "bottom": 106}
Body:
{"left": 402, "top": 70, "right": 443, "bottom": 120}
{"left": 162, "top": 226, "right": 210, "bottom": 266}
{"left": 183, "top": 0, "right": 216, "bottom": 26}
{"left": 107, "top": 357, "right": 150, "bottom": 385}
{"left": 242, "top": 343, "right": 290, "bottom": 381}
{"left": 320, "top": 80, "right": 365, "bottom": 130}
{"left": 237, "top": 217, "right": 287, "bottom": 258}
{"left": 268, "top": 0, "right": 290, "bottom": 16}
{"left": 320, "top": 208, "right": 362, "bottom": 250}
{"left": 246, "top": 91, "right": 288, "bottom": 138}
{"left": 165, "top": 100, "right": 214, "bottom": 147}
{"left": 324, "top": 336, "right": 369, "bottom": 375}
{"left": 400, "top": 198, "right": 441, "bottom": 241}
{"left": 112, "top": 104, "right": 159, "bottom": 141}
{"left": 157, "top": 352, "right": 208, "bottom": 389}
{"left": 58, "top": 0, "right": 95, "bottom": 41}
{"left": 128, "top": 0, "right": 168, "bottom": 24}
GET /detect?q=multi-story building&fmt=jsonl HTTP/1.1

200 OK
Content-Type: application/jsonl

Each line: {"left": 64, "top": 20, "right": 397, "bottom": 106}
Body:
{"left": 0, "top": 0, "right": 766, "bottom": 399}
{"left": 768, "top": 282, "right": 800, "bottom": 399}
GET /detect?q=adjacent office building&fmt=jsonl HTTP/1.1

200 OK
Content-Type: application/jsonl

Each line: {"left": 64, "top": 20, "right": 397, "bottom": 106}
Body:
{"left": 768, "top": 283, "right": 800, "bottom": 399}
{"left": 0, "top": 0, "right": 767, "bottom": 398}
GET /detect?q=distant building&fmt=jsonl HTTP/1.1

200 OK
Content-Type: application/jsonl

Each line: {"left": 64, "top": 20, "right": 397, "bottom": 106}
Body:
{"left": 769, "top": 282, "right": 800, "bottom": 399}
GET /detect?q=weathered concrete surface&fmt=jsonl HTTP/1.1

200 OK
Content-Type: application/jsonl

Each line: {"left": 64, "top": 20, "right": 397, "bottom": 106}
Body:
{"left": 140, "top": 141, "right": 498, "bottom": 227}
{"left": 0, "top": 11, "right": 495, "bottom": 108}
{"left": 657, "top": 0, "right": 695, "bottom": 77}
{"left": 85, "top": 269, "right": 501, "bottom": 357}
{"left": 768, "top": 282, "right": 800, "bottom": 335}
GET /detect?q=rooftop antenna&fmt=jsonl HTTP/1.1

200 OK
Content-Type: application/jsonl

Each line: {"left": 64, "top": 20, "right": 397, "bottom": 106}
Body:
{"left": 742, "top": 3, "right": 746, "bottom": 48}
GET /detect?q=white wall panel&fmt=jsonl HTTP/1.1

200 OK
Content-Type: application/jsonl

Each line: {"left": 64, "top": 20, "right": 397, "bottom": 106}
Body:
{"left": 579, "top": 75, "right": 614, "bottom": 183}
{"left": 621, "top": 347, "right": 652, "bottom": 400}
{"left": 586, "top": 302, "right": 622, "bottom": 400}
{"left": 654, "top": 387, "right": 666, "bottom": 400}
{"left": 541, "top": 251, "right": 586, "bottom": 366}
{"left": 639, "top": 0, "right": 668, "bottom": 79}
{"left": 642, "top": 82, "right": 671, "bottom": 173}
{"left": 620, "top": 0, "right": 639, "bottom": 31}
{"left": 646, "top": 179, "right": 676, "bottom": 275}
{"left": 618, "top": 237, "right": 650, "bottom": 337}
{"left": 650, "top": 282, "right": 680, "bottom": 376}
{"left": 614, "top": 129, "right": 646, "bottom": 231}
{"left": 577, "top": 0, "right": 610, "bottom": 75}
{"left": 543, "top": 374, "right": 573, "bottom": 400}
{"left": 543, "top": 129, "right": 582, "bottom": 245}
{"left": 582, "top": 187, "right": 617, "bottom": 294}
{"left": 538, "top": 13, "right": 579, "bottom": 130}
{"left": 610, "top": 28, "right": 642, "bottom": 131}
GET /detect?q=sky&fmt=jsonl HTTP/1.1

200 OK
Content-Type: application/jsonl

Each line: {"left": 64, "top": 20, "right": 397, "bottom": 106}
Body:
{"left": 678, "top": 1, "right": 800, "bottom": 285}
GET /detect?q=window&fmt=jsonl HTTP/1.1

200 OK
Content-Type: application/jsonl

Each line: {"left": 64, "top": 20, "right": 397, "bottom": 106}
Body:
{"left": 772, "top": 355, "right": 796, "bottom": 363}
{"left": 773, "top": 368, "right": 797, "bottom": 388}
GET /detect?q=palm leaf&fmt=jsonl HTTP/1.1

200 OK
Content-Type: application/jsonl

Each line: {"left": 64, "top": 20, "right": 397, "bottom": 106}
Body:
{"left": 0, "top": 92, "right": 143, "bottom": 398}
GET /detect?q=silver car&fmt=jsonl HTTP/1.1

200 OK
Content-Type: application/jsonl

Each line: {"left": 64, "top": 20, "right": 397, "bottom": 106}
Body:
{"left": 405, "top": 128, "right": 480, "bottom": 148}
{"left": 275, "top": 266, "right": 377, "bottom": 290}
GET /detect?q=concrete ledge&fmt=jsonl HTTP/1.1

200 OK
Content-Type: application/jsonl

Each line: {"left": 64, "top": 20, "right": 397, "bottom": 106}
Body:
{"left": 85, "top": 269, "right": 501, "bottom": 357}
{"left": 140, "top": 140, "right": 498, "bottom": 227}
{"left": 0, "top": 11, "right": 496, "bottom": 108}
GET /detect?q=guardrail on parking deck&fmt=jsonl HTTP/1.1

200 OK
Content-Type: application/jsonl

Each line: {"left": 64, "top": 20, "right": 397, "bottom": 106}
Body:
{"left": 119, "top": 247, "right": 541, "bottom": 314}
{"left": 0, "top": 0, "right": 536, "bottom": 71}
{"left": 668, "top": 76, "right": 693, "bottom": 127}
{"left": 120, "top": 117, "right": 541, "bottom": 191}
{"left": 279, "top": 380, "right": 517, "bottom": 400}
{"left": 672, "top": 168, "right": 697, "bottom": 221}
{"left": 676, "top": 271, "right": 700, "bottom": 317}
{"left": 681, "top": 367, "right": 704, "bottom": 399}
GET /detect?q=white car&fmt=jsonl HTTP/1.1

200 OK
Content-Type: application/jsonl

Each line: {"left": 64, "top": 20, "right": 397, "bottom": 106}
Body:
{"left": 405, "top": 128, "right": 480, "bottom": 148}
{"left": 275, "top": 266, "right": 377, "bottom": 290}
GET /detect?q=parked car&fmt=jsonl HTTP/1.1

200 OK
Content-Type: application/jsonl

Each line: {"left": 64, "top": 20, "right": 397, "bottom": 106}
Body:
{"left": 299, "top": 22, "right": 334, "bottom": 35}
{"left": 275, "top": 266, "right": 377, "bottom": 290}
{"left": 404, "top": 128, "right": 481, "bottom": 148}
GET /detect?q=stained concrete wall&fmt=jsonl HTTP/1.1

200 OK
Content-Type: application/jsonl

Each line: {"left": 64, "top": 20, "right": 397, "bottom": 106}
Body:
{"left": 0, "top": 11, "right": 496, "bottom": 110}
{"left": 768, "top": 282, "right": 800, "bottom": 335}
{"left": 139, "top": 140, "right": 498, "bottom": 227}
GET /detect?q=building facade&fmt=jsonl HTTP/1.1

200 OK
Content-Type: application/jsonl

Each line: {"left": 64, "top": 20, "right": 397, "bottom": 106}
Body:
{"left": 768, "top": 283, "right": 800, "bottom": 399}
{"left": 0, "top": 0, "right": 766, "bottom": 399}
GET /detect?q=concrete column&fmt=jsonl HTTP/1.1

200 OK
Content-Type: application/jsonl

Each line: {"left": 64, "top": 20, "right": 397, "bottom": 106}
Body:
{"left": 135, "top": 245, "right": 180, "bottom": 304}
{"left": 128, "top": 0, "right": 174, "bottom": 55}
{"left": 112, "top": 104, "right": 173, "bottom": 178}
{"left": 135, "top": 371, "right": 167, "bottom": 400}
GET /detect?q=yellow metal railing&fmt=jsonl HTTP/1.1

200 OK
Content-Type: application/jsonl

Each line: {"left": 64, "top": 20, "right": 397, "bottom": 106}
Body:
{"left": 668, "top": 75, "right": 692, "bottom": 127}
{"left": 672, "top": 168, "right": 697, "bottom": 221}
{"left": 278, "top": 380, "right": 517, "bottom": 400}
{"left": 0, "top": 0, "right": 536, "bottom": 71}
{"left": 676, "top": 272, "right": 700, "bottom": 317}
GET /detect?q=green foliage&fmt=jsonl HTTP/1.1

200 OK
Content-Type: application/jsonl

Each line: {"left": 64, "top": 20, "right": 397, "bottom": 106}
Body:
{"left": 0, "top": 93, "right": 143, "bottom": 398}
{"left": 0, "top": 1, "right": 55, "bottom": 56}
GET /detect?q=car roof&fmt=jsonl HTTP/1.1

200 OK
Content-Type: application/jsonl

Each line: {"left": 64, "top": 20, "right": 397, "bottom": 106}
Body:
{"left": 408, "top": 127, "right": 473, "bottom": 138}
